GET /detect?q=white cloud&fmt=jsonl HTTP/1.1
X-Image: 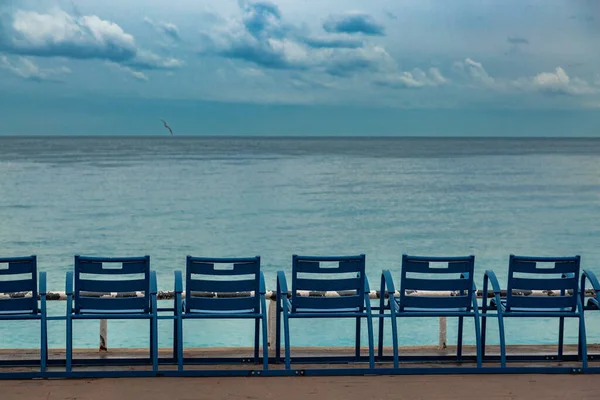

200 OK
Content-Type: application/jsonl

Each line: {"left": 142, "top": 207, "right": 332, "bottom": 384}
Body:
{"left": 376, "top": 67, "right": 447, "bottom": 89}
{"left": 106, "top": 61, "right": 148, "bottom": 81}
{"left": 531, "top": 67, "right": 595, "bottom": 95}
{"left": 5, "top": 9, "right": 137, "bottom": 61}
{"left": 0, "top": 55, "right": 71, "bottom": 82}
{"left": 1, "top": 8, "right": 181, "bottom": 72}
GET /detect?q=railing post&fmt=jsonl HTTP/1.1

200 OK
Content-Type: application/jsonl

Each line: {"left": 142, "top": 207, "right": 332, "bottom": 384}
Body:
{"left": 439, "top": 317, "right": 447, "bottom": 349}
{"left": 268, "top": 299, "right": 276, "bottom": 354}
{"left": 100, "top": 319, "right": 107, "bottom": 351}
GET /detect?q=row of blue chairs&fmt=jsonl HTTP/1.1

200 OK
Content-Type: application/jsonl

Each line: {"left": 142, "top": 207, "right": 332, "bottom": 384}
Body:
{"left": 1, "top": 253, "right": 599, "bottom": 377}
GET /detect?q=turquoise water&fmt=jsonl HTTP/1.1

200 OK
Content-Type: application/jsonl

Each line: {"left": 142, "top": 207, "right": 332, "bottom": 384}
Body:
{"left": 1, "top": 136, "right": 600, "bottom": 349}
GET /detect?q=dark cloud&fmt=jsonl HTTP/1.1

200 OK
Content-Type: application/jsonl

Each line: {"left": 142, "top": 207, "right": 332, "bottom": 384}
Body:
{"left": 323, "top": 13, "right": 385, "bottom": 36}
{"left": 507, "top": 36, "right": 529, "bottom": 45}
{"left": 299, "top": 36, "right": 363, "bottom": 49}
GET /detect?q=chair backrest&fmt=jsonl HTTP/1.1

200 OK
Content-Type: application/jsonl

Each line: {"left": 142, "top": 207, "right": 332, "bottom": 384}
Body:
{"left": 506, "top": 255, "right": 580, "bottom": 311}
{"left": 185, "top": 256, "right": 261, "bottom": 314}
{"left": 0, "top": 256, "right": 38, "bottom": 315}
{"left": 74, "top": 255, "right": 151, "bottom": 314}
{"left": 399, "top": 254, "right": 475, "bottom": 311}
{"left": 291, "top": 254, "right": 366, "bottom": 313}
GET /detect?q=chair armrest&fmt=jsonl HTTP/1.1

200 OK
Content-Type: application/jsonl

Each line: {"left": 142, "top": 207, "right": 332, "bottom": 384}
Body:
{"left": 364, "top": 275, "right": 371, "bottom": 293}
{"left": 259, "top": 271, "right": 266, "bottom": 295}
{"left": 65, "top": 271, "right": 73, "bottom": 296}
{"left": 276, "top": 270, "right": 289, "bottom": 297}
{"left": 581, "top": 269, "right": 600, "bottom": 308}
{"left": 174, "top": 270, "right": 183, "bottom": 294}
{"left": 380, "top": 270, "right": 396, "bottom": 295}
{"left": 39, "top": 271, "right": 47, "bottom": 296}
{"left": 149, "top": 270, "right": 158, "bottom": 295}
{"left": 483, "top": 270, "right": 502, "bottom": 294}
{"left": 582, "top": 269, "right": 600, "bottom": 292}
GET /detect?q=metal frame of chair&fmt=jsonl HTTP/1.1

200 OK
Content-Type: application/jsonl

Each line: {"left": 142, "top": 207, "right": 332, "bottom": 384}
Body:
{"left": 65, "top": 255, "right": 158, "bottom": 374}
{"left": 172, "top": 255, "right": 268, "bottom": 371}
{"left": 378, "top": 254, "right": 482, "bottom": 368}
{"left": 275, "top": 254, "right": 375, "bottom": 370}
{"left": 482, "top": 255, "right": 587, "bottom": 368}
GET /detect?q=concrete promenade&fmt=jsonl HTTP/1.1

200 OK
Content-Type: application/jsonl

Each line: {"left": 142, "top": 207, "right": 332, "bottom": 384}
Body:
{"left": 1, "top": 374, "right": 597, "bottom": 400}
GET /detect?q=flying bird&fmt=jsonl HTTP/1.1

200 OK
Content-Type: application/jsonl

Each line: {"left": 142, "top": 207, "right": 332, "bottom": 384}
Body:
{"left": 161, "top": 119, "right": 173, "bottom": 135}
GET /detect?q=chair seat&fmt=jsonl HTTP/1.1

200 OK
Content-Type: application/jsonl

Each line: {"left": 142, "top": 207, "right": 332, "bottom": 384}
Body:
{"left": 392, "top": 298, "right": 470, "bottom": 313}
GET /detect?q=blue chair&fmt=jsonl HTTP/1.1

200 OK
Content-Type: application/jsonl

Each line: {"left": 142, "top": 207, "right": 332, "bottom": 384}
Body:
{"left": 173, "top": 256, "right": 268, "bottom": 371}
{"left": 482, "top": 255, "right": 587, "bottom": 368}
{"left": 276, "top": 254, "right": 375, "bottom": 370}
{"left": 378, "top": 254, "right": 481, "bottom": 368}
{"left": 0, "top": 256, "right": 47, "bottom": 375}
{"left": 65, "top": 255, "right": 158, "bottom": 373}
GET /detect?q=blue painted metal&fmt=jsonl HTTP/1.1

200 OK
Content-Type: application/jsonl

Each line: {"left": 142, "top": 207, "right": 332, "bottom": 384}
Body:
{"left": 482, "top": 254, "right": 587, "bottom": 368}
{"left": 173, "top": 256, "right": 268, "bottom": 371}
{"left": 0, "top": 255, "right": 47, "bottom": 374}
{"left": 276, "top": 254, "right": 375, "bottom": 370}
{"left": 65, "top": 255, "right": 158, "bottom": 374}
{"left": 378, "top": 254, "right": 481, "bottom": 368}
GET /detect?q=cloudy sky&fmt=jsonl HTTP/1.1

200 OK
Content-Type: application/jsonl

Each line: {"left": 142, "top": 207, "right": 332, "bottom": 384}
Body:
{"left": 1, "top": 0, "right": 599, "bottom": 136}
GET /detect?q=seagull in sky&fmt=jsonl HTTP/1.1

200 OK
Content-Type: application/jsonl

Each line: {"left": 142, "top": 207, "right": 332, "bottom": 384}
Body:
{"left": 161, "top": 119, "right": 173, "bottom": 135}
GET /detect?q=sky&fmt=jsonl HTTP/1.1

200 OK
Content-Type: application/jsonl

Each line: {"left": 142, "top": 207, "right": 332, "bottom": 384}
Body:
{"left": 0, "top": 0, "right": 599, "bottom": 136}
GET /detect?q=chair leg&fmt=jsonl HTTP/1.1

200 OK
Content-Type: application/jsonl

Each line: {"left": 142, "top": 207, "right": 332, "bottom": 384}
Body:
{"left": 558, "top": 316, "right": 565, "bottom": 361}
{"left": 498, "top": 314, "right": 506, "bottom": 368}
{"left": 355, "top": 317, "right": 361, "bottom": 361}
{"left": 151, "top": 315, "right": 158, "bottom": 373}
{"left": 481, "top": 312, "right": 487, "bottom": 359}
{"left": 473, "top": 314, "right": 482, "bottom": 368}
{"left": 579, "top": 315, "right": 588, "bottom": 369}
{"left": 283, "top": 313, "right": 291, "bottom": 370}
{"left": 275, "top": 300, "right": 282, "bottom": 363}
{"left": 173, "top": 316, "right": 178, "bottom": 361}
{"left": 40, "top": 318, "right": 48, "bottom": 374}
{"left": 66, "top": 316, "right": 73, "bottom": 373}
{"left": 377, "top": 311, "right": 385, "bottom": 360}
{"left": 391, "top": 316, "right": 399, "bottom": 368}
{"left": 366, "top": 315, "right": 375, "bottom": 369}
{"left": 262, "top": 312, "right": 269, "bottom": 370}
{"left": 457, "top": 316, "right": 464, "bottom": 362}
{"left": 254, "top": 317, "right": 260, "bottom": 363}
{"left": 177, "top": 317, "right": 184, "bottom": 371}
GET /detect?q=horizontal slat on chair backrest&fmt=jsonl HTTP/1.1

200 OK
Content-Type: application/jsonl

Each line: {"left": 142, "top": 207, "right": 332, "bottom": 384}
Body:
{"left": 294, "top": 260, "right": 363, "bottom": 274}
{"left": 291, "top": 255, "right": 366, "bottom": 312}
{"left": 402, "top": 295, "right": 471, "bottom": 309}
{"left": 185, "top": 256, "right": 261, "bottom": 313}
{"left": 293, "top": 295, "right": 363, "bottom": 310}
{"left": 402, "top": 259, "right": 473, "bottom": 274}
{"left": 77, "top": 297, "right": 147, "bottom": 313}
{"left": 0, "top": 279, "right": 37, "bottom": 293}
{"left": 77, "top": 259, "right": 148, "bottom": 275}
{"left": 0, "top": 297, "right": 38, "bottom": 312}
{"left": 0, "top": 259, "right": 36, "bottom": 275}
{"left": 402, "top": 277, "right": 471, "bottom": 292}
{"left": 186, "top": 296, "right": 257, "bottom": 312}
{"left": 295, "top": 277, "right": 362, "bottom": 292}
{"left": 77, "top": 279, "right": 148, "bottom": 293}
{"left": 187, "top": 278, "right": 257, "bottom": 293}
{"left": 399, "top": 255, "right": 475, "bottom": 311}
{"left": 507, "top": 255, "right": 580, "bottom": 311}
{"left": 74, "top": 255, "right": 150, "bottom": 314}
{"left": 511, "top": 276, "right": 577, "bottom": 291}
{"left": 0, "top": 256, "right": 38, "bottom": 314}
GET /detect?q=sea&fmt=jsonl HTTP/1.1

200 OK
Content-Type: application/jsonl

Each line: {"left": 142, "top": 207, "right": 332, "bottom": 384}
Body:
{"left": 1, "top": 136, "right": 600, "bottom": 350}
